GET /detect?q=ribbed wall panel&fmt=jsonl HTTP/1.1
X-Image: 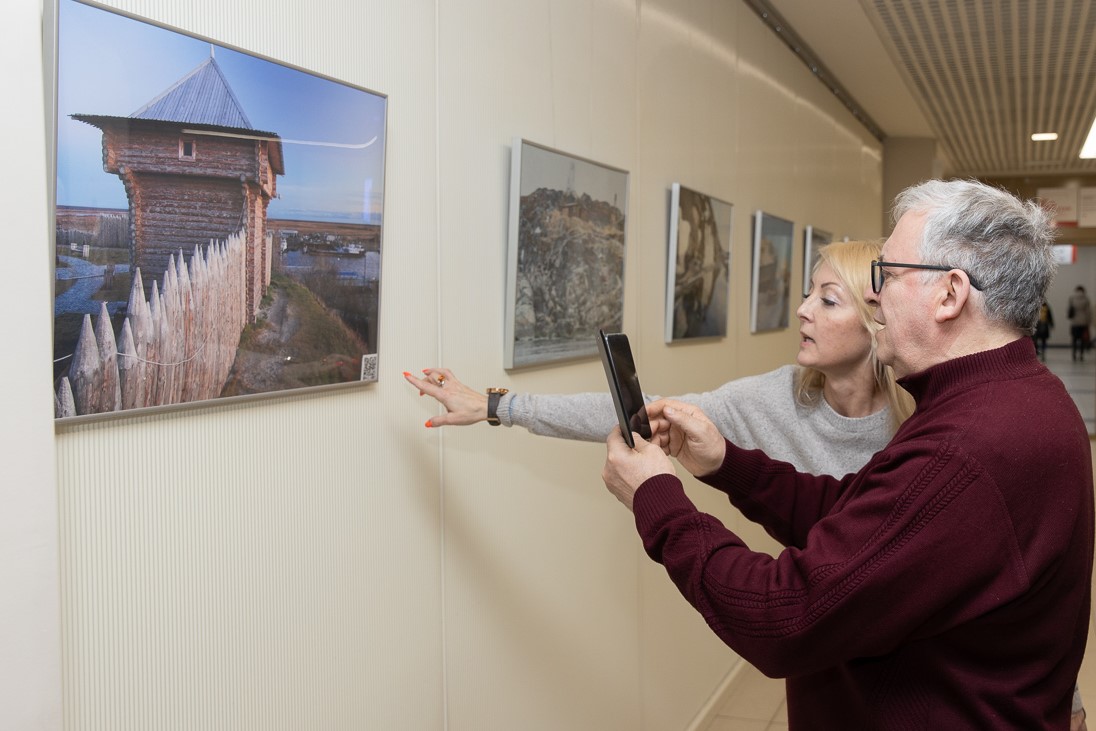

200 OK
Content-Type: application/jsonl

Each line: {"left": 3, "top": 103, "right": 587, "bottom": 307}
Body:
{"left": 58, "top": 389, "right": 444, "bottom": 731}
{"left": 51, "top": 1, "right": 883, "bottom": 730}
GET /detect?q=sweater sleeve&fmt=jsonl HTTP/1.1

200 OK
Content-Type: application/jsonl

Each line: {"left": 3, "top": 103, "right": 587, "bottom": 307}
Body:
{"left": 499, "top": 366, "right": 887, "bottom": 478}
{"left": 501, "top": 391, "right": 627, "bottom": 442}
{"left": 498, "top": 374, "right": 764, "bottom": 444}
{"left": 703, "top": 441, "right": 848, "bottom": 548}
{"left": 632, "top": 439, "right": 1030, "bottom": 678}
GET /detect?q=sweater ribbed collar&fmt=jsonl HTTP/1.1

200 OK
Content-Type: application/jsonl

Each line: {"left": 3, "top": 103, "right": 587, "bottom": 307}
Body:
{"left": 897, "top": 337, "right": 1043, "bottom": 407}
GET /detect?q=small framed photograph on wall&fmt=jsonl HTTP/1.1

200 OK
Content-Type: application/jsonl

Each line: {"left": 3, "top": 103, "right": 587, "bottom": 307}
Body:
{"left": 802, "top": 225, "right": 832, "bottom": 295}
{"left": 664, "top": 183, "right": 733, "bottom": 342}
{"left": 750, "top": 211, "right": 794, "bottom": 334}
{"left": 505, "top": 138, "right": 629, "bottom": 369}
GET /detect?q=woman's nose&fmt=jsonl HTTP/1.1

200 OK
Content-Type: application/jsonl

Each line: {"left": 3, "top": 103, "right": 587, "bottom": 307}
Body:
{"left": 864, "top": 284, "right": 880, "bottom": 308}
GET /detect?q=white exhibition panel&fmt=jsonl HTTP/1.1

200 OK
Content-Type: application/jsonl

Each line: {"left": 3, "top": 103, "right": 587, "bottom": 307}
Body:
{"left": 19, "top": 0, "right": 887, "bottom": 730}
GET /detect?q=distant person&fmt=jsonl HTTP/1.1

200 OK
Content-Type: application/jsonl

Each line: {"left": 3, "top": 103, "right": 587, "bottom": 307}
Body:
{"left": 1068, "top": 285, "right": 1092, "bottom": 361}
{"left": 1033, "top": 298, "right": 1054, "bottom": 359}
{"left": 602, "top": 179, "right": 1093, "bottom": 729}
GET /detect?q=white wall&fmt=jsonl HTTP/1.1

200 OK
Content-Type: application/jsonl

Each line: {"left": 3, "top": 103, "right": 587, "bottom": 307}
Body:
{"left": 1, "top": 2, "right": 63, "bottom": 729}
{"left": 6, "top": 1, "right": 884, "bottom": 729}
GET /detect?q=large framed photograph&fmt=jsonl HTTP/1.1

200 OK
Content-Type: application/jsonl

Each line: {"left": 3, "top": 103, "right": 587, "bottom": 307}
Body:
{"left": 48, "top": 0, "right": 387, "bottom": 421}
{"left": 802, "top": 225, "right": 832, "bottom": 295}
{"left": 750, "top": 211, "right": 794, "bottom": 333}
{"left": 505, "top": 139, "right": 629, "bottom": 369}
{"left": 664, "top": 184, "right": 732, "bottom": 343}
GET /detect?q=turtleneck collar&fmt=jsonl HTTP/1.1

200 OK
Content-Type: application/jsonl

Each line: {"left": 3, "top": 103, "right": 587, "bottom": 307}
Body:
{"left": 896, "top": 337, "right": 1044, "bottom": 406}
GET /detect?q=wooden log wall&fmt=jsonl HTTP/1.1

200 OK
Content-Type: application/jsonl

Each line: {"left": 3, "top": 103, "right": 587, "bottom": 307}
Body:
{"left": 128, "top": 174, "right": 245, "bottom": 291}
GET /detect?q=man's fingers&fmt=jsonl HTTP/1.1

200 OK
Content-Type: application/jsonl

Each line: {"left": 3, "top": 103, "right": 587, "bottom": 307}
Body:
{"left": 606, "top": 425, "right": 627, "bottom": 449}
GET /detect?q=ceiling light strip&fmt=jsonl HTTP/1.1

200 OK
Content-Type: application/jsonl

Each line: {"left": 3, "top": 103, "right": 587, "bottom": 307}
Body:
{"left": 1081, "top": 117, "right": 1096, "bottom": 159}
{"left": 740, "top": 0, "right": 886, "bottom": 142}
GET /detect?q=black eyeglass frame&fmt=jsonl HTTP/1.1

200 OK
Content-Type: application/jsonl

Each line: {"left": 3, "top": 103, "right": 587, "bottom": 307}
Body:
{"left": 870, "top": 260, "right": 982, "bottom": 294}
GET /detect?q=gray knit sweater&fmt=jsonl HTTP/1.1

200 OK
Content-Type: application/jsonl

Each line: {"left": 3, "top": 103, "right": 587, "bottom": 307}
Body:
{"left": 498, "top": 365, "right": 891, "bottom": 477}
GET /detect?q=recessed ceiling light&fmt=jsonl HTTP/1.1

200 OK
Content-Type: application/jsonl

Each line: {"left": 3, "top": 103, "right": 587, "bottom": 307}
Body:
{"left": 1082, "top": 117, "right": 1096, "bottom": 158}
{"left": 1031, "top": 132, "right": 1059, "bottom": 141}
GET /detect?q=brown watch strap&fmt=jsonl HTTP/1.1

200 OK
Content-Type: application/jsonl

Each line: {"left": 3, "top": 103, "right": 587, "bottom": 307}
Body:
{"left": 486, "top": 388, "right": 508, "bottom": 425}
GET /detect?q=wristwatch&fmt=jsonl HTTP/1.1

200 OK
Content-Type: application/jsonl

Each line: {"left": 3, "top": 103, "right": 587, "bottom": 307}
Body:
{"left": 486, "top": 387, "right": 509, "bottom": 426}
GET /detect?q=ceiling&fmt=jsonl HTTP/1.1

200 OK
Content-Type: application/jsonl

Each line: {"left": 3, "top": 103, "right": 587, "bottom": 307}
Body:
{"left": 766, "top": 0, "right": 1096, "bottom": 179}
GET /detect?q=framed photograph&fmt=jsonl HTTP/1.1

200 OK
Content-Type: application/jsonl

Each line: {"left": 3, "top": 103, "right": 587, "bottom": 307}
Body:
{"left": 802, "top": 225, "right": 832, "bottom": 295}
{"left": 48, "top": 0, "right": 387, "bottom": 421}
{"left": 505, "top": 138, "right": 629, "bottom": 369}
{"left": 664, "top": 184, "right": 733, "bottom": 343}
{"left": 750, "top": 211, "right": 794, "bottom": 334}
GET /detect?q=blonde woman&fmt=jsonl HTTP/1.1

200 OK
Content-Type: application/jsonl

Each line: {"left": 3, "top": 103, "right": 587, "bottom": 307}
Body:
{"left": 406, "top": 240, "right": 912, "bottom": 478}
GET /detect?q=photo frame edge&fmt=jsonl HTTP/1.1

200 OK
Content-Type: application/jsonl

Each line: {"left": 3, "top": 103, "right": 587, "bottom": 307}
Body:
{"left": 803, "top": 224, "right": 814, "bottom": 297}
{"left": 503, "top": 136, "right": 524, "bottom": 370}
{"left": 665, "top": 182, "right": 682, "bottom": 343}
{"left": 750, "top": 210, "right": 763, "bottom": 333}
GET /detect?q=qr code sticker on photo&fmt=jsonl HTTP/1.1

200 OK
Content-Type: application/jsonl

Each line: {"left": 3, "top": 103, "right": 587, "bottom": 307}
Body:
{"left": 360, "top": 354, "right": 378, "bottom": 382}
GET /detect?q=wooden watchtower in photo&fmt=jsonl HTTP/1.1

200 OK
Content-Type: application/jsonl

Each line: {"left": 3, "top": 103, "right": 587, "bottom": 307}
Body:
{"left": 73, "top": 50, "right": 284, "bottom": 321}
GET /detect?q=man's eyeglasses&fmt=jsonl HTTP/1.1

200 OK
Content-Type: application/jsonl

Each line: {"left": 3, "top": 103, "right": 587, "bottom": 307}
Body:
{"left": 870, "top": 260, "right": 983, "bottom": 294}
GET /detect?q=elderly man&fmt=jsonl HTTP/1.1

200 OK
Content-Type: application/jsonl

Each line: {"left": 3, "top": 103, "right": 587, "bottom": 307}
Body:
{"left": 603, "top": 179, "right": 1093, "bottom": 729}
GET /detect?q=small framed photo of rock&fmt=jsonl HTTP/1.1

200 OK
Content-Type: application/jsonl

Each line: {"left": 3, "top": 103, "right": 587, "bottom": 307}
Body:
{"left": 504, "top": 138, "right": 629, "bottom": 369}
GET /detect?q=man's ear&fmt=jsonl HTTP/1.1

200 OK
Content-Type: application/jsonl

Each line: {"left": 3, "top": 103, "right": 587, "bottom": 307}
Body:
{"left": 933, "top": 270, "right": 971, "bottom": 323}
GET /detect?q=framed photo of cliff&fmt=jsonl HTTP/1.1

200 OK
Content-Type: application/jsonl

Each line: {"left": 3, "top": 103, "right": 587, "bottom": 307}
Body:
{"left": 47, "top": 0, "right": 387, "bottom": 421}
{"left": 802, "top": 225, "right": 832, "bottom": 295}
{"left": 664, "top": 184, "right": 733, "bottom": 343}
{"left": 750, "top": 211, "right": 794, "bottom": 334}
{"left": 505, "top": 138, "right": 629, "bottom": 369}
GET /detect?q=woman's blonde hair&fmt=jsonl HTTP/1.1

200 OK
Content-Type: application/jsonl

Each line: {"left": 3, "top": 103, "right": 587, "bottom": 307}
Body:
{"left": 794, "top": 239, "right": 914, "bottom": 432}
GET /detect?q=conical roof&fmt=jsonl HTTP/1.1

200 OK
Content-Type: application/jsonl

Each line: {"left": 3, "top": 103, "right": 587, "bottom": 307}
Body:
{"left": 130, "top": 54, "right": 252, "bottom": 130}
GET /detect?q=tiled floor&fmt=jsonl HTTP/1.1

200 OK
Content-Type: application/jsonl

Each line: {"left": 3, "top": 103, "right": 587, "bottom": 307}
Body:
{"left": 699, "top": 349, "right": 1096, "bottom": 730}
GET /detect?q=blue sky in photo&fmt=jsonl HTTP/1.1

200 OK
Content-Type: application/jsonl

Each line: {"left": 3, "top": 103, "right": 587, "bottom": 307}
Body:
{"left": 55, "top": 0, "right": 387, "bottom": 224}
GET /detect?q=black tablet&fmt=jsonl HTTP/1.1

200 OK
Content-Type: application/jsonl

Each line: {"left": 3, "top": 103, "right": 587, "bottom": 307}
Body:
{"left": 597, "top": 329, "right": 652, "bottom": 448}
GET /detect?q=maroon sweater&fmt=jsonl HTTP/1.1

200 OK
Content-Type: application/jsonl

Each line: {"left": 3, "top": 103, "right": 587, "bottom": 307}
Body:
{"left": 634, "top": 338, "right": 1093, "bottom": 729}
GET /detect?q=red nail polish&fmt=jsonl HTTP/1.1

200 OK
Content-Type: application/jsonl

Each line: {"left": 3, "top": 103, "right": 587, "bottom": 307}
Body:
{"left": 403, "top": 371, "right": 411, "bottom": 377}
{"left": 425, "top": 419, "right": 433, "bottom": 428}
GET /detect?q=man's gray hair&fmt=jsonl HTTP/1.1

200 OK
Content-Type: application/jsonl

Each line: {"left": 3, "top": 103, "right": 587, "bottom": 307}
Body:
{"left": 892, "top": 179, "right": 1057, "bottom": 332}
